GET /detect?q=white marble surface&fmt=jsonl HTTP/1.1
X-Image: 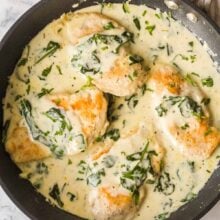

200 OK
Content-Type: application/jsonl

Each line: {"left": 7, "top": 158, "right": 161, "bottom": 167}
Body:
{"left": 0, "top": 0, "right": 219, "bottom": 219}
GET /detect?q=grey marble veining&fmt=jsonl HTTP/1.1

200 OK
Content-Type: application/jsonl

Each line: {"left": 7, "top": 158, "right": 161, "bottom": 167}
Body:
{"left": 0, "top": 0, "right": 39, "bottom": 39}
{"left": 0, "top": 0, "right": 219, "bottom": 219}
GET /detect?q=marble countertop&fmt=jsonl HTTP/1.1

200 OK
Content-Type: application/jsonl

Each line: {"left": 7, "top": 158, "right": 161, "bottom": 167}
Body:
{"left": 0, "top": 0, "right": 219, "bottom": 219}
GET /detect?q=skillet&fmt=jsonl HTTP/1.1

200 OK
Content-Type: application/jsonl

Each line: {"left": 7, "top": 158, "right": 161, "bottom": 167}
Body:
{"left": 0, "top": 0, "right": 219, "bottom": 219}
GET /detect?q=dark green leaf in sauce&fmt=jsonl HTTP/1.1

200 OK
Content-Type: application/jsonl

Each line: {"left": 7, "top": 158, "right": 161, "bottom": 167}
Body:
{"left": 49, "top": 183, "right": 64, "bottom": 207}
{"left": 104, "top": 128, "right": 120, "bottom": 141}
{"left": 156, "top": 96, "right": 205, "bottom": 119}
{"left": 17, "top": 45, "right": 30, "bottom": 67}
{"left": 35, "top": 41, "right": 61, "bottom": 64}
{"left": 154, "top": 172, "right": 175, "bottom": 196}
{"left": 120, "top": 142, "right": 156, "bottom": 204}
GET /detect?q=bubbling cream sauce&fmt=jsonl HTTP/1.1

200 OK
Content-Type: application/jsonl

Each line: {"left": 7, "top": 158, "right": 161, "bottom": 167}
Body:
{"left": 3, "top": 3, "right": 220, "bottom": 220}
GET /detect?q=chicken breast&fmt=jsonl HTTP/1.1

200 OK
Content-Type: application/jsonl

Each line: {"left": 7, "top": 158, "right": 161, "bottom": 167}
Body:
{"left": 50, "top": 87, "right": 109, "bottom": 144}
{"left": 87, "top": 125, "right": 164, "bottom": 220}
{"left": 148, "top": 63, "right": 220, "bottom": 159}
{"left": 62, "top": 12, "right": 122, "bottom": 45}
{"left": 5, "top": 84, "right": 108, "bottom": 163}
{"left": 67, "top": 12, "right": 145, "bottom": 96}
{"left": 5, "top": 127, "right": 51, "bottom": 163}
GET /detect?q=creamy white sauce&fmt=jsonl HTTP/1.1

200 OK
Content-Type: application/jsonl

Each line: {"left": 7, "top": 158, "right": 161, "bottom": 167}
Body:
{"left": 3, "top": 3, "right": 220, "bottom": 220}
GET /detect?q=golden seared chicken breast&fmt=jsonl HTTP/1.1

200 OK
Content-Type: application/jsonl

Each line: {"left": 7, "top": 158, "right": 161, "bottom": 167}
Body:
{"left": 67, "top": 12, "right": 145, "bottom": 96}
{"left": 87, "top": 125, "right": 164, "bottom": 220}
{"left": 148, "top": 63, "right": 220, "bottom": 159}
{"left": 50, "top": 87, "right": 109, "bottom": 143}
{"left": 6, "top": 87, "right": 108, "bottom": 162}
{"left": 5, "top": 126, "right": 51, "bottom": 163}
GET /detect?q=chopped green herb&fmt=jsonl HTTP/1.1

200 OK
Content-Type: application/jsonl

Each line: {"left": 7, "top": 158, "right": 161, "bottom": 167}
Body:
{"left": 187, "top": 161, "right": 195, "bottom": 172}
{"left": 201, "top": 98, "right": 210, "bottom": 106}
{"left": 155, "top": 104, "right": 168, "bottom": 117}
{"left": 67, "top": 192, "right": 76, "bottom": 201}
{"left": 201, "top": 76, "right": 214, "bottom": 87}
{"left": 68, "top": 159, "right": 72, "bottom": 165}
{"left": 103, "top": 22, "right": 115, "bottom": 30}
{"left": 188, "top": 41, "right": 194, "bottom": 47}
{"left": 180, "top": 123, "right": 189, "bottom": 130}
{"left": 129, "top": 54, "right": 144, "bottom": 64}
{"left": 155, "top": 13, "right": 162, "bottom": 19}
{"left": 15, "top": 95, "right": 22, "bottom": 101}
{"left": 18, "top": 58, "right": 28, "bottom": 67}
{"left": 142, "top": 10, "right": 147, "bottom": 16}
{"left": 104, "top": 128, "right": 120, "bottom": 141}
{"left": 166, "top": 43, "right": 173, "bottom": 56}
{"left": 177, "top": 54, "right": 188, "bottom": 61}
{"left": 37, "top": 88, "right": 54, "bottom": 98}
{"left": 26, "top": 84, "right": 31, "bottom": 95}
{"left": 133, "top": 17, "right": 141, "bottom": 30}
{"left": 154, "top": 212, "right": 169, "bottom": 220}
{"left": 122, "top": 2, "right": 130, "bottom": 13}
{"left": 2, "top": 120, "right": 10, "bottom": 144}
{"left": 125, "top": 94, "right": 139, "bottom": 109}
{"left": 185, "top": 73, "right": 197, "bottom": 87}
{"left": 190, "top": 55, "right": 196, "bottom": 63}
{"left": 181, "top": 192, "right": 197, "bottom": 203}
{"left": 35, "top": 41, "right": 61, "bottom": 64}
{"left": 191, "top": 72, "right": 200, "bottom": 77}
{"left": 145, "top": 23, "right": 156, "bottom": 35}
{"left": 56, "top": 65, "right": 63, "bottom": 75}
{"left": 42, "top": 64, "right": 53, "bottom": 77}
{"left": 17, "top": 45, "right": 30, "bottom": 67}
{"left": 140, "top": 83, "right": 153, "bottom": 95}
{"left": 36, "top": 162, "right": 48, "bottom": 175}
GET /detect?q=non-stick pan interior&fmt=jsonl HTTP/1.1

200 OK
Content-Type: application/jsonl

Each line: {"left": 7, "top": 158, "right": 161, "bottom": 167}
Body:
{"left": 0, "top": 0, "right": 219, "bottom": 219}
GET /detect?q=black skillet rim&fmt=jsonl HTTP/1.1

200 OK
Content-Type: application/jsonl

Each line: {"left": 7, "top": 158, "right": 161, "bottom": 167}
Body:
{"left": 0, "top": 0, "right": 219, "bottom": 220}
